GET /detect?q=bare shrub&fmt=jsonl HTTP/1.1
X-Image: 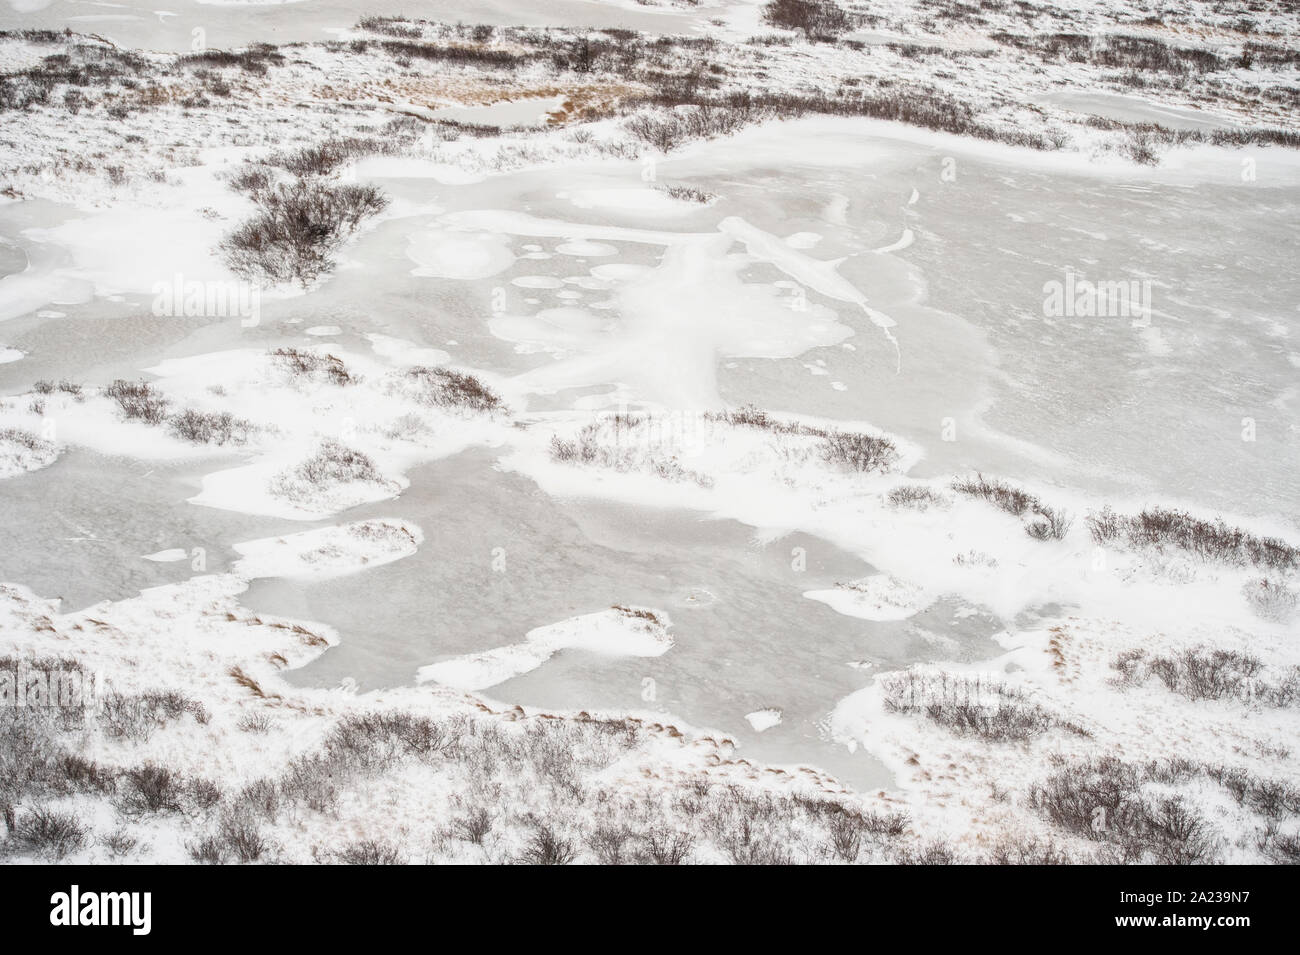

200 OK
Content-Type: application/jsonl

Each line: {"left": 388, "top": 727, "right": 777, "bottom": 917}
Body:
{"left": 1141, "top": 795, "right": 1219, "bottom": 864}
{"left": 1094, "top": 36, "right": 1222, "bottom": 75}
{"left": 189, "top": 777, "right": 223, "bottom": 811}
{"left": 1236, "top": 775, "right": 1300, "bottom": 819}
{"left": 105, "top": 379, "right": 168, "bottom": 424}
{"left": 269, "top": 347, "right": 355, "bottom": 386}
{"left": 11, "top": 806, "right": 89, "bottom": 858}
{"left": 882, "top": 670, "right": 1086, "bottom": 741}
{"left": 658, "top": 183, "right": 714, "bottom": 203}
{"left": 626, "top": 105, "right": 755, "bottom": 151}
{"left": 356, "top": 16, "right": 423, "bottom": 39}
{"left": 1118, "top": 649, "right": 1300, "bottom": 712}
{"left": 1029, "top": 757, "right": 1142, "bottom": 840}
{"left": 1146, "top": 647, "right": 1263, "bottom": 701}
{"left": 985, "top": 836, "right": 1077, "bottom": 864}
{"left": 887, "top": 485, "right": 948, "bottom": 510}
{"left": 822, "top": 430, "right": 898, "bottom": 473}
{"left": 117, "top": 763, "right": 187, "bottom": 815}
{"left": 953, "top": 549, "right": 997, "bottom": 567}
{"left": 708, "top": 795, "right": 799, "bottom": 865}
{"left": 894, "top": 839, "right": 961, "bottom": 864}
{"left": 951, "top": 474, "right": 1072, "bottom": 539}
{"left": 722, "top": 829, "right": 794, "bottom": 864}
{"left": 218, "top": 814, "right": 270, "bottom": 862}
{"left": 54, "top": 380, "right": 83, "bottom": 399}
{"left": 0, "top": 427, "right": 56, "bottom": 468}
{"left": 297, "top": 441, "right": 382, "bottom": 485}
{"left": 0, "top": 711, "right": 85, "bottom": 805}
{"left": 1259, "top": 824, "right": 1300, "bottom": 864}
{"left": 233, "top": 778, "right": 280, "bottom": 821}
{"left": 222, "top": 180, "right": 389, "bottom": 286}
{"left": 549, "top": 420, "right": 712, "bottom": 487}
{"left": 763, "top": 0, "right": 853, "bottom": 41}
{"left": 271, "top": 440, "right": 385, "bottom": 501}
{"left": 97, "top": 691, "right": 208, "bottom": 743}
{"left": 267, "top": 137, "right": 391, "bottom": 178}
{"left": 951, "top": 473, "right": 1038, "bottom": 516}
{"left": 53, "top": 754, "right": 115, "bottom": 796}
{"left": 322, "top": 711, "right": 449, "bottom": 777}
{"left": 180, "top": 45, "right": 285, "bottom": 75}
{"left": 705, "top": 407, "right": 898, "bottom": 473}
{"left": 1025, "top": 504, "right": 1072, "bottom": 541}
{"left": 451, "top": 807, "right": 493, "bottom": 845}
{"left": 995, "top": 32, "right": 1224, "bottom": 76}
{"left": 586, "top": 824, "right": 633, "bottom": 864}
{"left": 1124, "top": 128, "right": 1161, "bottom": 165}
{"left": 186, "top": 835, "right": 226, "bottom": 864}
{"left": 517, "top": 822, "right": 576, "bottom": 865}
{"left": 861, "top": 810, "right": 909, "bottom": 838}
{"left": 1085, "top": 505, "right": 1122, "bottom": 544}
{"left": 167, "top": 409, "right": 252, "bottom": 445}
{"left": 98, "top": 690, "right": 209, "bottom": 741}
{"left": 99, "top": 828, "right": 138, "bottom": 857}
{"left": 375, "top": 39, "right": 523, "bottom": 69}
{"left": 639, "top": 828, "right": 694, "bottom": 864}
{"left": 1029, "top": 757, "right": 1224, "bottom": 863}
{"left": 612, "top": 605, "right": 662, "bottom": 625}
{"left": 279, "top": 754, "right": 339, "bottom": 814}
{"left": 549, "top": 433, "right": 596, "bottom": 464}
{"left": 1244, "top": 578, "right": 1298, "bottom": 622}
{"left": 826, "top": 811, "right": 864, "bottom": 861}
{"left": 401, "top": 366, "right": 503, "bottom": 412}
{"left": 1109, "top": 647, "right": 1146, "bottom": 686}
{"left": 336, "top": 839, "right": 404, "bottom": 864}
{"left": 238, "top": 713, "right": 272, "bottom": 734}
{"left": 1087, "top": 506, "right": 1298, "bottom": 571}
{"left": 704, "top": 405, "right": 821, "bottom": 435}
{"left": 229, "top": 166, "right": 273, "bottom": 196}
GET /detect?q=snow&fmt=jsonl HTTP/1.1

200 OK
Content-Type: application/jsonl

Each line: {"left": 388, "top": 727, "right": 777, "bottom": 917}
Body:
{"left": 1, "top": 4, "right": 1299, "bottom": 864}
{"left": 745, "top": 708, "right": 782, "bottom": 732}
{"left": 0, "top": 426, "right": 58, "bottom": 477}
{"left": 417, "top": 606, "right": 673, "bottom": 690}
{"left": 231, "top": 519, "right": 423, "bottom": 580}
{"left": 805, "top": 575, "right": 923, "bottom": 622}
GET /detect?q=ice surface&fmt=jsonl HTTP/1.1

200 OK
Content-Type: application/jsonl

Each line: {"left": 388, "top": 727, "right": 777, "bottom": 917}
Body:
{"left": 1, "top": 10, "right": 1298, "bottom": 851}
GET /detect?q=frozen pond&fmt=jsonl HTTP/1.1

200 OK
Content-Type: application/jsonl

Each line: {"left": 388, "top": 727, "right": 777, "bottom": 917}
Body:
{"left": 342, "top": 122, "right": 1300, "bottom": 517}
{"left": 3, "top": 117, "right": 1298, "bottom": 791}
{"left": 254, "top": 446, "right": 1011, "bottom": 789}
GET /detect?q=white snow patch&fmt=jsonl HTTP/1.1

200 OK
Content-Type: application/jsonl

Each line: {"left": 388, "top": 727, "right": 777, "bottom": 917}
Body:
{"left": 142, "top": 548, "right": 188, "bottom": 563}
{"left": 232, "top": 519, "right": 422, "bottom": 580}
{"left": 805, "top": 575, "right": 924, "bottom": 621}
{"left": 745, "top": 708, "right": 783, "bottom": 732}
{"left": 418, "top": 606, "right": 673, "bottom": 690}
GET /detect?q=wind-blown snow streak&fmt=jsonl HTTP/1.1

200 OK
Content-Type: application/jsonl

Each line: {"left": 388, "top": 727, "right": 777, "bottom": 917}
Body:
{"left": 718, "top": 216, "right": 901, "bottom": 371}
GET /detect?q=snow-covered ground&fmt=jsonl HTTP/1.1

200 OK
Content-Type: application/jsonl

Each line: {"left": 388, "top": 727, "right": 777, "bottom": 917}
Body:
{"left": 1, "top": 3, "right": 1298, "bottom": 864}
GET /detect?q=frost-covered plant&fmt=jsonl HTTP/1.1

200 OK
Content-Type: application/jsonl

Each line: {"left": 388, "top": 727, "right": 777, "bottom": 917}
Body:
{"left": 105, "top": 379, "right": 168, "bottom": 425}
{"left": 1244, "top": 577, "right": 1298, "bottom": 622}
